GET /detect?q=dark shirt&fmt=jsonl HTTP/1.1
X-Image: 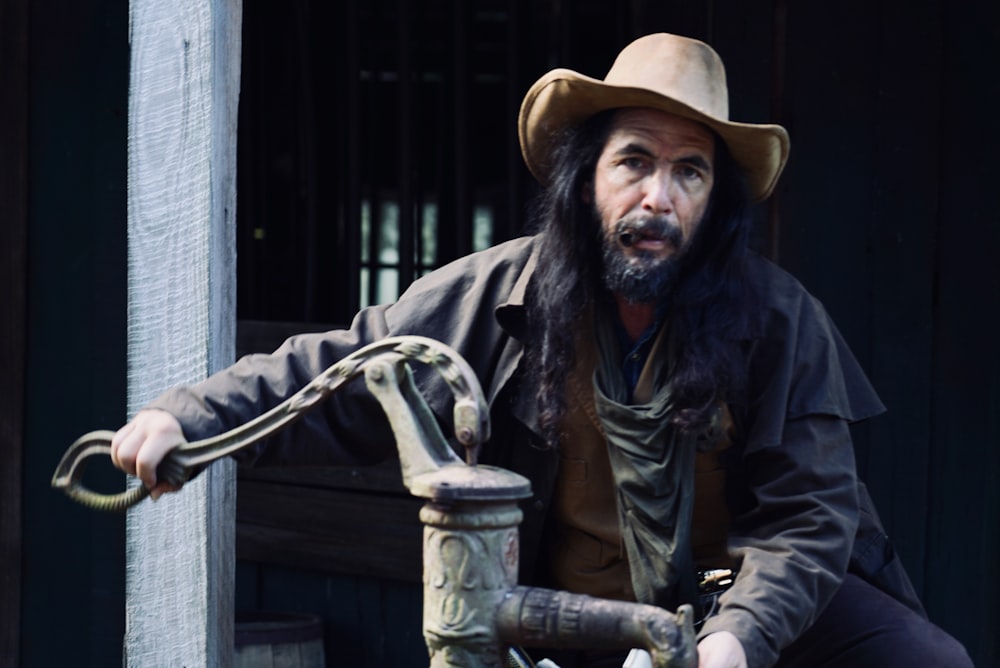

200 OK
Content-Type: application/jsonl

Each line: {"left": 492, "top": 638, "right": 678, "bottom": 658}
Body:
{"left": 616, "top": 315, "right": 663, "bottom": 399}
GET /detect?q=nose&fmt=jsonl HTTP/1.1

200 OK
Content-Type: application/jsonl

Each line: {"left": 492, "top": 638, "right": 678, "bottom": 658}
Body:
{"left": 641, "top": 170, "right": 674, "bottom": 214}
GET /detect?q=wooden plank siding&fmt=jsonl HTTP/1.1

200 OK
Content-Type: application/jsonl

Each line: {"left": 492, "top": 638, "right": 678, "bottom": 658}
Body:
{"left": 777, "top": 0, "right": 915, "bottom": 577}
{"left": 924, "top": 3, "right": 1000, "bottom": 657}
{"left": 0, "top": 0, "right": 28, "bottom": 663}
{"left": 16, "top": 2, "right": 129, "bottom": 666}
{"left": 236, "top": 463, "right": 423, "bottom": 582}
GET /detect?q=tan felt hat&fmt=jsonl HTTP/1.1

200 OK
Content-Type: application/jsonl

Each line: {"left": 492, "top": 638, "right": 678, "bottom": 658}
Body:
{"left": 518, "top": 33, "right": 790, "bottom": 202}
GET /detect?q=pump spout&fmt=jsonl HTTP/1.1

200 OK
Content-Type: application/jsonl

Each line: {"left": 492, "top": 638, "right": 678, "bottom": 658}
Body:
{"left": 496, "top": 587, "right": 698, "bottom": 668}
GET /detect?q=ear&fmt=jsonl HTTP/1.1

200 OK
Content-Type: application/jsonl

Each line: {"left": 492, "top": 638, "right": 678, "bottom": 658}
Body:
{"left": 581, "top": 180, "right": 593, "bottom": 205}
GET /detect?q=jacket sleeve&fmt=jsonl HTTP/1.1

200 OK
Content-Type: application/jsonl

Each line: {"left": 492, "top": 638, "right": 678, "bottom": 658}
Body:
{"left": 146, "top": 303, "right": 401, "bottom": 467}
{"left": 144, "top": 236, "right": 535, "bottom": 467}
{"left": 698, "top": 415, "right": 859, "bottom": 668}
{"left": 697, "top": 259, "right": 883, "bottom": 668}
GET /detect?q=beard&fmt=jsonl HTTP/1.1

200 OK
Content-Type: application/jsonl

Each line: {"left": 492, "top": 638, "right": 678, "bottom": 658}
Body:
{"left": 600, "top": 212, "right": 688, "bottom": 303}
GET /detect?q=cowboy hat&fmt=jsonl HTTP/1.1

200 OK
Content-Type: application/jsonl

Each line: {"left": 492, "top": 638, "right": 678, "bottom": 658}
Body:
{"left": 518, "top": 33, "right": 790, "bottom": 201}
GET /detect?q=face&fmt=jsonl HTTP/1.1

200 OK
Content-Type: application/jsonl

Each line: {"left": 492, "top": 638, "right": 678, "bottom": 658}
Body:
{"left": 591, "top": 108, "right": 716, "bottom": 302}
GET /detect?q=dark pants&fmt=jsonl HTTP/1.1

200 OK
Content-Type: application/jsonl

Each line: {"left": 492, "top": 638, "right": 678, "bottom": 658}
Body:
{"left": 776, "top": 574, "right": 972, "bottom": 668}
{"left": 529, "top": 574, "right": 972, "bottom": 668}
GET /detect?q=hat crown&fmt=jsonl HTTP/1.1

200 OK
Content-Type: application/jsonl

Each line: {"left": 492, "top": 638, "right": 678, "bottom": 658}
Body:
{"left": 603, "top": 33, "right": 729, "bottom": 121}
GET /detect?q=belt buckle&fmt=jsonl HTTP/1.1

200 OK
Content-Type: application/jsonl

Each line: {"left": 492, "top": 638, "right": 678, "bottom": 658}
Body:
{"left": 695, "top": 568, "right": 735, "bottom": 628}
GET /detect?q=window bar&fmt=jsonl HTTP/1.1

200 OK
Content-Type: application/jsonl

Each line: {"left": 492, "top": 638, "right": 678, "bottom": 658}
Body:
{"left": 294, "top": 1, "right": 319, "bottom": 320}
{"left": 366, "top": 187, "right": 382, "bottom": 309}
{"left": 397, "top": 0, "right": 416, "bottom": 294}
{"left": 505, "top": 0, "right": 523, "bottom": 243}
{"left": 452, "top": 0, "right": 471, "bottom": 259}
{"left": 346, "top": 0, "right": 363, "bottom": 316}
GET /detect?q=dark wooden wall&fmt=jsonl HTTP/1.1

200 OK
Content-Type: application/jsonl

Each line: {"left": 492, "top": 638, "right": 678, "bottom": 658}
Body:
{"left": 0, "top": 0, "right": 28, "bottom": 662}
{"left": 5, "top": 1, "right": 129, "bottom": 667}
{"left": 233, "top": 2, "right": 999, "bottom": 666}
{"left": 773, "top": 8, "right": 1000, "bottom": 657}
{"left": 8, "top": 0, "right": 997, "bottom": 666}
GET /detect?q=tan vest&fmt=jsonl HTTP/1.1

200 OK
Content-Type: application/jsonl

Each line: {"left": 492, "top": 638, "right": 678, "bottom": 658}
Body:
{"left": 543, "top": 327, "right": 734, "bottom": 601}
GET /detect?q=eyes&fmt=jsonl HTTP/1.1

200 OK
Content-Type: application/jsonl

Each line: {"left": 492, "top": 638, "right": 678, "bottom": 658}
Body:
{"left": 617, "top": 154, "right": 710, "bottom": 185}
{"left": 677, "top": 163, "right": 706, "bottom": 183}
{"left": 621, "top": 156, "right": 648, "bottom": 171}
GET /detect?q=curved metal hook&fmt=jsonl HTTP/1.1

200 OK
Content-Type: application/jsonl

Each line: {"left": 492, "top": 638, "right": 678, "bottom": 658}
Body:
{"left": 51, "top": 335, "right": 490, "bottom": 511}
{"left": 50, "top": 431, "right": 151, "bottom": 512}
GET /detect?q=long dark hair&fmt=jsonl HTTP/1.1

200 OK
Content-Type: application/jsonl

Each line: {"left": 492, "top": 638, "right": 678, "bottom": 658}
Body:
{"left": 523, "top": 109, "right": 754, "bottom": 448}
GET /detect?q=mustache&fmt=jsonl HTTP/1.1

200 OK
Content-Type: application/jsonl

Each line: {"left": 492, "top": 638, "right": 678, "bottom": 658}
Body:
{"left": 613, "top": 215, "right": 683, "bottom": 249}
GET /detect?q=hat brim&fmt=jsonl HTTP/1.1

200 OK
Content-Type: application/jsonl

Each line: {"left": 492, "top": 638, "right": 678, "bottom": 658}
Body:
{"left": 518, "top": 69, "right": 790, "bottom": 202}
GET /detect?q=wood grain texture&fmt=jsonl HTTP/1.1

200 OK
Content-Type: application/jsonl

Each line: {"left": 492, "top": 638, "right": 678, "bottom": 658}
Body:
{"left": 236, "top": 472, "right": 423, "bottom": 581}
{"left": 125, "top": 0, "right": 242, "bottom": 665}
{"left": 0, "top": 0, "right": 27, "bottom": 662}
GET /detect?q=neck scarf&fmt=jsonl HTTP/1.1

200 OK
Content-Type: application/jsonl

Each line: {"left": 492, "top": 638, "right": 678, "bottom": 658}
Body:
{"left": 591, "top": 311, "right": 699, "bottom": 609}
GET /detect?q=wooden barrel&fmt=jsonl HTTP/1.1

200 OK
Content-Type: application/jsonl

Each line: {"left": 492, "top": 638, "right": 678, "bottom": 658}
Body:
{"left": 234, "top": 610, "right": 326, "bottom": 668}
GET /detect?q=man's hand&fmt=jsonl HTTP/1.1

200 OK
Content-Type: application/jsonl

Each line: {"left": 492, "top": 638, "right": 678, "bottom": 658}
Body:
{"left": 697, "top": 632, "right": 747, "bottom": 668}
{"left": 110, "top": 409, "right": 186, "bottom": 499}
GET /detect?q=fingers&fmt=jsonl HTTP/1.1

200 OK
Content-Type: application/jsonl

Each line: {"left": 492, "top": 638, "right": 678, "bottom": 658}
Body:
{"left": 149, "top": 481, "right": 180, "bottom": 501}
{"left": 697, "top": 631, "right": 747, "bottom": 668}
{"left": 110, "top": 409, "right": 187, "bottom": 493}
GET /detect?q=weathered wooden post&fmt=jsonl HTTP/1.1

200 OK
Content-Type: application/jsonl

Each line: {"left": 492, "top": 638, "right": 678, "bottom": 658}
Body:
{"left": 125, "top": 0, "right": 241, "bottom": 665}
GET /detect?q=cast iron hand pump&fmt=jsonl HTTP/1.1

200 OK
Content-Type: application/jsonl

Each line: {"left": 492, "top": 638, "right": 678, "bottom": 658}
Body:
{"left": 52, "top": 336, "right": 697, "bottom": 668}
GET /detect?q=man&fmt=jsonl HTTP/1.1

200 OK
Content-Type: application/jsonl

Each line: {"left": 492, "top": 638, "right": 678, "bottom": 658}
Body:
{"left": 112, "top": 33, "right": 971, "bottom": 668}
